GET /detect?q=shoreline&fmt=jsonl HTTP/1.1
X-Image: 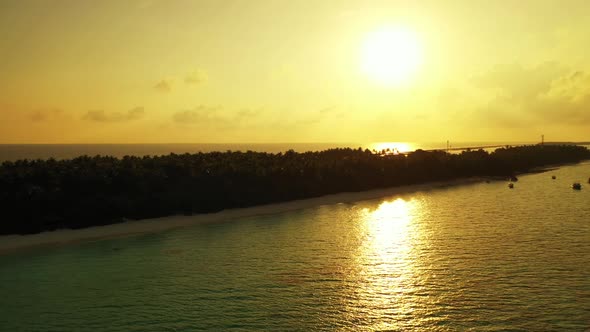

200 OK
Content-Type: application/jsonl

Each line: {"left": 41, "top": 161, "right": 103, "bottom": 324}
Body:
{"left": 0, "top": 177, "right": 488, "bottom": 255}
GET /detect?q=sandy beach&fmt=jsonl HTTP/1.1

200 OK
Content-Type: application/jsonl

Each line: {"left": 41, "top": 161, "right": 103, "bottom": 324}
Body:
{"left": 0, "top": 177, "right": 488, "bottom": 254}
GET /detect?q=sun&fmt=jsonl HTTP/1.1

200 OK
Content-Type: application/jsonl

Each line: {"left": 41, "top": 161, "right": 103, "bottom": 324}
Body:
{"left": 361, "top": 26, "right": 423, "bottom": 86}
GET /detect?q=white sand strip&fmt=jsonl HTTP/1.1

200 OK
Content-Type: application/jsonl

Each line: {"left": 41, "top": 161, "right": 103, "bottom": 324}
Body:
{"left": 0, "top": 177, "right": 486, "bottom": 254}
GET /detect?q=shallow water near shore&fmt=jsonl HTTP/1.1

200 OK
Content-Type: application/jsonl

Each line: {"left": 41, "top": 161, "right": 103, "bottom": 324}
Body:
{"left": 1, "top": 162, "right": 589, "bottom": 331}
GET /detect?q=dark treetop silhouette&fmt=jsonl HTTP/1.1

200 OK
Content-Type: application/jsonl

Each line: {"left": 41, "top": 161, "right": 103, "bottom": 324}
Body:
{"left": 1, "top": 144, "right": 588, "bottom": 235}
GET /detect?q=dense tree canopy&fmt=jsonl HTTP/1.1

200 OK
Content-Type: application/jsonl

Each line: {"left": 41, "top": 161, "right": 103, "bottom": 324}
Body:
{"left": 1, "top": 144, "right": 588, "bottom": 235}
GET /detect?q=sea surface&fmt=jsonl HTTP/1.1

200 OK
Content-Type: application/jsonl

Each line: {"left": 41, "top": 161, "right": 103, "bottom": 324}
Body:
{"left": 1, "top": 162, "right": 589, "bottom": 331}
{"left": 0, "top": 142, "right": 530, "bottom": 162}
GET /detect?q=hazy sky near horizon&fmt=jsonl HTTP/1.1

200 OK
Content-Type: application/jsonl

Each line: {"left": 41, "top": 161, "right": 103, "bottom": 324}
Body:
{"left": 1, "top": 0, "right": 590, "bottom": 143}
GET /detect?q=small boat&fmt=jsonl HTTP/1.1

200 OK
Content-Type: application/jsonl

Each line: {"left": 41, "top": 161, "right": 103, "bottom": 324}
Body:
{"left": 551, "top": 175, "right": 556, "bottom": 180}
{"left": 508, "top": 183, "right": 514, "bottom": 189}
{"left": 572, "top": 182, "right": 582, "bottom": 190}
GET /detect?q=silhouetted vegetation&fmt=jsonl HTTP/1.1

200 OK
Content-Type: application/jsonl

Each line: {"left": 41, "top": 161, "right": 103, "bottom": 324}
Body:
{"left": 1, "top": 144, "right": 588, "bottom": 235}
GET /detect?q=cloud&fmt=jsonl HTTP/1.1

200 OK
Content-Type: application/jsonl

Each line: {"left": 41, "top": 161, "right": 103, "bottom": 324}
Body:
{"left": 29, "top": 108, "right": 65, "bottom": 122}
{"left": 83, "top": 107, "right": 145, "bottom": 122}
{"left": 171, "top": 105, "right": 350, "bottom": 132}
{"left": 185, "top": 69, "right": 208, "bottom": 85}
{"left": 535, "top": 71, "right": 590, "bottom": 123}
{"left": 472, "top": 62, "right": 590, "bottom": 127}
{"left": 472, "top": 62, "right": 563, "bottom": 101}
{"left": 126, "top": 106, "right": 145, "bottom": 120}
{"left": 235, "top": 108, "right": 263, "bottom": 120}
{"left": 299, "top": 106, "right": 347, "bottom": 125}
{"left": 173, "top": 105, "right": 224, "bottom": 125}
{"left": 318, "top": 107, "right": 336, "bottom": 114}
{"left": 154, "top": 80, "right": 172, "bottom": 92}
{"left": 172, "top": 106, "right": 268, "bottom": 131}
{"left": 154, "top": 69, "right": 208, "bottom": 92}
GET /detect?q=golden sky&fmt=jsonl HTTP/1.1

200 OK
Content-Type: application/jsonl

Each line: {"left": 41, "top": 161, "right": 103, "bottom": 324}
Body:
{"left": 1, "top": 0, "right": 589, "bottom": 143}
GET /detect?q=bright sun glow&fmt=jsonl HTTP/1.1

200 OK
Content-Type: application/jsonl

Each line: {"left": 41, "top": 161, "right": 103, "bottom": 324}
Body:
{"left": 361, "top": 26, "right": 423, "bottom": 86}
{"left": 372, "top": 142, "right": 414, "bottom": 154}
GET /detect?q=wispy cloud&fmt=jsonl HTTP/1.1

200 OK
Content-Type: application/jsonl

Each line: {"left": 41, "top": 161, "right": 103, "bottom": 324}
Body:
{"left": 185, "top": 69, "right": 208, "bottom": 85}
{"left": 154, "top": 80, "right": 172, "bottom": 93}
{"left": 171, "top": 106, "right": 267, "bottom": 131}
{"left": 472, "top": 62, "right": 590, "bottom": 126}
{"left": 235, "top": 108, "right": 263, "bottom": 120}
{"left": 299, "top": 106, "right": 347, "bottom": 125}
{"left": 83, "top": 107, "right": 145, "bottom": 122}
{"left": 173, "top": 105, "right": 223, "bottom": 125}
{"left": 29, "top": 108, "right": 66, "bottom": 122}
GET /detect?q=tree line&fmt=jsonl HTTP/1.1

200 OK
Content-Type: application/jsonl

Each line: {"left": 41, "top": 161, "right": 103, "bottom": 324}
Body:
{"left": 1, "top": 144, "right": 588, "bottom": 234}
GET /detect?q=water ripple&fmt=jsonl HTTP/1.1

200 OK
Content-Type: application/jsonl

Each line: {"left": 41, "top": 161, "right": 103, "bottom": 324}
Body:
{"left": 1, "top": 163, "right": 590, "bottom": 331}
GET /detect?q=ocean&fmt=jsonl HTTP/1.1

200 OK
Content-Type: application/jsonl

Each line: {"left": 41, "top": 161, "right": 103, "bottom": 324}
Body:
{"left": 0, "top": 161, "right": 588, "bottom": 331}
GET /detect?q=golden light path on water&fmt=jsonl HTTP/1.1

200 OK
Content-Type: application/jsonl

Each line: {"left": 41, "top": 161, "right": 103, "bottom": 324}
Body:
{"left": 350, "top": 198, "right": 425, "bottom": 330}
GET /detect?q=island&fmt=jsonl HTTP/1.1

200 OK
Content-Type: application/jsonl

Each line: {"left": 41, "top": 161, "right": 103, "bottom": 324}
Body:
{"left": 1, "top": 144, "right": 588, "bottom": 235}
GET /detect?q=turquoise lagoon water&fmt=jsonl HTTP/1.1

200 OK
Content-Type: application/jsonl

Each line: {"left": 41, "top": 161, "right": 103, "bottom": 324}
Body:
{"left": 1, "top": 162, "right": 589, "bottom": 331}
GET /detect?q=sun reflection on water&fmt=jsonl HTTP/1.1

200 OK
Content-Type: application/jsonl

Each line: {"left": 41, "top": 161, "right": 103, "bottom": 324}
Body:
{"left": 352, "top": 197, "right": 424, "bottom": 330}
{"left": 368, "top": 198, "right": 412, "bottom": 249}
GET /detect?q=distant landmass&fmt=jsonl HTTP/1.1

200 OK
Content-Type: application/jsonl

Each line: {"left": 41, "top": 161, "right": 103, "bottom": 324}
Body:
{"left": 544, "top": 141, "right": 590, "bottom": 145}
{"left": 0, "top": 141, "right": 539, "bottom": 162}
